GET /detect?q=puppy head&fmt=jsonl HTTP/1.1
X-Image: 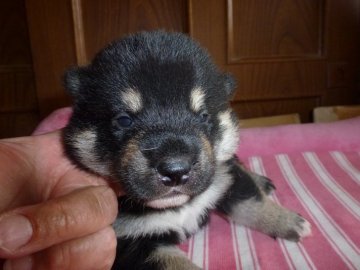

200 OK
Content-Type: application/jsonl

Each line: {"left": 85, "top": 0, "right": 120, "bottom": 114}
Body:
{"left": 63, "top": 31, "right": 239, "bottom": 209}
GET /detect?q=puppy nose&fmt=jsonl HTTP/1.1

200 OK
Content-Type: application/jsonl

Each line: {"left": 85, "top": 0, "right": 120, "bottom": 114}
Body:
{"left": 157, "top": 157, "right": 191, "bottom": 186}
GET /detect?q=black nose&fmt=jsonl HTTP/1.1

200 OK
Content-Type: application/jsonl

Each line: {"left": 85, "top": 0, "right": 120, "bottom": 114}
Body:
{"left": 157, "top": 157, "right": 191, "bottom": 186}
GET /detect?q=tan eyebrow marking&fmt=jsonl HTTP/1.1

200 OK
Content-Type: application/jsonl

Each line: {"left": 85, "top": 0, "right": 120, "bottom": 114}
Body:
{"left": 121, "top": 88, "right": 143, "bottom": 113}
{"left": 190, "top": 87, "right": 205, "bottom": 112}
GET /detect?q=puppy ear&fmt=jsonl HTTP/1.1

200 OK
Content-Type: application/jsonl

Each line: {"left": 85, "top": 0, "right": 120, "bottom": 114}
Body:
{"left": 222, "top": 73, "right": 237, "bottom": 98}
{"left": 63, "top": 67, "right": 83, "bottom": 96}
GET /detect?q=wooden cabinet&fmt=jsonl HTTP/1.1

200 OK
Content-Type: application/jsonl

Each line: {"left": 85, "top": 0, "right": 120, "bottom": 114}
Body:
{"left": 189, "top": 0, "right": 360, "bottom": 121}
{"left": 22, "top": 0, "right": 360, "bottom": 124}
{"left": 0, "top": 0, "right": 39, "bottom": 138}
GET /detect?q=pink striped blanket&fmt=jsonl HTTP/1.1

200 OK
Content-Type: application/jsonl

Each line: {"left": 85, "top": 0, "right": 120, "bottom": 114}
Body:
{"left": 179, "top": 151, "right": 360, "bottom": 270}
{"left": 33, "top": 109, "right": 360, "bottom": 270}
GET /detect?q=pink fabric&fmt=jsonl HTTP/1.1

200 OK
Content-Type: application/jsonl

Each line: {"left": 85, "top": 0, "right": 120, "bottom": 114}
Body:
{"left": 237, "top": 117, "right": 360, "bottom": 159}
{"left": 33, "top": 108, "right": 360, "bottom": 269}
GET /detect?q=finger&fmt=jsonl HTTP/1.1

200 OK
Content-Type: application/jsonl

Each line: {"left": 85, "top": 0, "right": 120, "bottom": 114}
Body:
{"left": 0, "top": 138, "right": 36, "bottom": 212}
{"left": 3, "top": 226, "right": 117, "bottom": 270}
{"left": 0, "top": 186, "right": 118, "bottom": 258}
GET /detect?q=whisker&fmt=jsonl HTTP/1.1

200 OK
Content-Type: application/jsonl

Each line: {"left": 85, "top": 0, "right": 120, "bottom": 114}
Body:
{"left": 140, "top": 147, "right": 158, "bottom": 151}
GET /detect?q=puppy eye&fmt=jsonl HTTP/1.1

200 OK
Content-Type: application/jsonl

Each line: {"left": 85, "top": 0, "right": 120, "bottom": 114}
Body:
{"left": 200, "top": 111, "right": 209, "bottom": 123}
{"left": 114, "top": 114, "right": 133, "bottom": 128}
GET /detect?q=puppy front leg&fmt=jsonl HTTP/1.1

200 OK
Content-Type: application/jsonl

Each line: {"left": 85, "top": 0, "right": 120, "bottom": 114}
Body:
{"left": 218, "top": 157, "right": 311, "bottom": 241}
{"left": 113, "top": 237, "right": 201, "bottom": 270}
{"left": 227, "top": 194, "right": 311, "bottom": 241}
{"left": 148, "top": 246, "right": 201, "bottom": 270}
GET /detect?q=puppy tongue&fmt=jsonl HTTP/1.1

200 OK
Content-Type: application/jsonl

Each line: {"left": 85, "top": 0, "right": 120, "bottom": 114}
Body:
{"left": 146, "top": 194, "right": 190, "bottom": 209}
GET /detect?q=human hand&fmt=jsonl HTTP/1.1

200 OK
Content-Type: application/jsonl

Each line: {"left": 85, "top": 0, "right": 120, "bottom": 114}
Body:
{"left": 0, "top": 131, "right": 122, "bottom": 270}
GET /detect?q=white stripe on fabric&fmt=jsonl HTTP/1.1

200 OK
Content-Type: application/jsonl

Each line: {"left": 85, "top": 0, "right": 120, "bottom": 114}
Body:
{"left": 246, "top": 227, "right": 260, "bottom": 270}
{"left": 330, "top": 151, "right": 360, "bottom": 185}
{"left": 277, "top": 154, "right": 360, "bottom": 270}
{"left": 204, "top": 225, "right": 209, "bottom": 270}
{"left": 191, "top": 226, "right": 206, "bottom": 268}
{"left": 304, "top": 152, "right": 360, "bottom": 220}
{"left": 235, "top": 225, "right": 258, "bottom": 270}
{"left": 187, "top": 236, "right": 194, "bottom": 259}
{"left": 249, "top": 156, "right": 314, "bottom": 270}
{"left": 230, "top": 220, "right": 241, "bottom": 270}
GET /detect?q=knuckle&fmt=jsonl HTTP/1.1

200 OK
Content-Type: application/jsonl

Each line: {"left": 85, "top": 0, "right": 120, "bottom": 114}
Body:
{"left": 35, "top": 246, "right": 70, "bottom": 270}
{"left": 32, "top": 186, "right": 117, "bottom": 243}
{"left": 35, "top": 199, "right": 77, "bottom": 240}
{"left": 88, "top": 186, "right": 118, "bottom": 223}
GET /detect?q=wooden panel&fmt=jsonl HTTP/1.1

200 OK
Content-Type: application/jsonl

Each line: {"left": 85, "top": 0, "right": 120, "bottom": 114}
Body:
{"left": 24, "top": 0, "right": 359, "bottom": 123}
{"left": 314, "top": 105, "right": 360, "bottom": 123}
{"left": 326, "top": 0, "right": 360, "bottom": 61}
{"left": 322, "top": 88, "right": 359, "bottom": 106}
{"left": 27, "top": 0, "right": 189, "bottom": 116}
{"left": 227, "top": 0, "right": 324, "bottom": 62}
{"left": 26, "top": 0, "right": 76, "bottom": 116}
{"left": 190, "top": 0, "right": 360, "bottom": 120}
{"left": 0, "top": 67, "right": 37, "bottom": 112}
{"left": 76, "top": 0, "right": 188, "bottom": 63}
{"left": 0, "top": 112, "right": 39, "bottom": 138}
{"left": 189, "top": 0, "right": 227, "bottom": 66}
{"left": 325, "top": 0, "right": 360, "bottom": 104}
{"left": 0, "top": 1, "right": 33, "bottom": 65}
{"left": 0, "top": 0, "right": 39, "bottom": 137}
{"left": 229, "top": 61, "right": 325, "bottom": 100}
{"left": 239, "top": 113, "right": 301, "bottom": 128}
{"left": 232, "top": 97, "right": 319, "bottom": 122}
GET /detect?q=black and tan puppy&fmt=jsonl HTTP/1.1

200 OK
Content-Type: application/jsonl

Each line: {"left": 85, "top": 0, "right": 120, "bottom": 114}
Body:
{"left": 63, "top": 31, "right": 311, "bottom": 270}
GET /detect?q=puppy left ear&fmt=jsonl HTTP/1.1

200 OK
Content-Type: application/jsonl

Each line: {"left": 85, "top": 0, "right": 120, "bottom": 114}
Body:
{"left": 222, "top": 73, "right": 237, "bottom": 98}
{"left": 63, "top": 67, "right": 85, "bottom": 97}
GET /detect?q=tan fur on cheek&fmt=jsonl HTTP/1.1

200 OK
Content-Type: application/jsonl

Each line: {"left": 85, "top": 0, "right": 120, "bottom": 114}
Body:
{"left": 214, "top": 109, "right": 240, "bottom": 162}
{"left": 72, "top": 129, "right": 110, "bottom": 175}
{"left": 121, "top": 138, "right": 149, "bottom": 175}
{"left": 199, "top": 133, "right": 214, "bottom": 165}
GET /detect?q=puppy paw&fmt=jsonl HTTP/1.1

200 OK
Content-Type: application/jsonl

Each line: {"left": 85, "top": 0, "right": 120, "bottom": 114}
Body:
{"left": 278, "top": 214, "right": 312, "bottom": 242}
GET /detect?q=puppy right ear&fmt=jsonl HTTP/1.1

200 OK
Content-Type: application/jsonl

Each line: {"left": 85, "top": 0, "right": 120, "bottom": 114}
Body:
{"left": 222, "top": 73, "right": 237, "bottom": 98}
{"left": 63, "top": 67, "right": 83, "bottom": 96}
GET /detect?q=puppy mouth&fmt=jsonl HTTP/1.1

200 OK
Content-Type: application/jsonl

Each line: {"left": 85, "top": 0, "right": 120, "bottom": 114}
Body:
{"left": 145, "top": 190, "right": 190, "bottom": 209}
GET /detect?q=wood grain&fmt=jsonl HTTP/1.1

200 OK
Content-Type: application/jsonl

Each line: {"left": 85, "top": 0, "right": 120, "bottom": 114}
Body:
{"left": 0, "top": 1, "right": 33, "bottom": 65}
{"left": 26, "top": 0, "right": 76, "bottom": 116}
{"left": 79, "top": 0, "right": 188, "bottom": 63}
{"left": 0, "top": 112, "right": 39, "bottom": 138}
{"left": 190, "top": 0, "right": 360, "bottom": 122}
{"left": 227, "top": 0, "right": 324, "bottom": 62}
{"left": 229, "top": 61, "right": 325, "bottom": 101}
{"left": 0, "top": 0, "right": 39, "bottom": 137}
{"left": 0, "top": 68, "right": 37, "bottom": 112}
{"left": 23, "top": 0, "right": 360, "bottom": 127}
{"left": 232, "top": 97, "right": 319, "bottom": 122}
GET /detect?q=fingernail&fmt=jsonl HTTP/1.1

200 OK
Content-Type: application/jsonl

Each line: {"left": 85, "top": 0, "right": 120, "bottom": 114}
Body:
{"left": 0, "top": 215, "right": 33, "bottom": 251}
{"left": 4, "top": 256, "right": 33, "bottom": 270}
